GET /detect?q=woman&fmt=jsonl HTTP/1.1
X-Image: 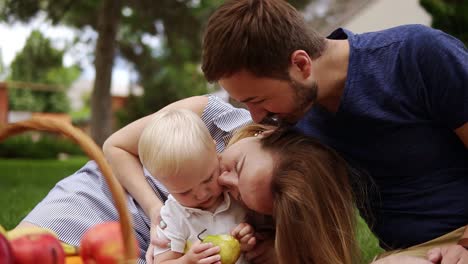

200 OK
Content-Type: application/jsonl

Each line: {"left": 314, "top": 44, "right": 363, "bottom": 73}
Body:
{"left": 222, "top": 125, "right": 360, "bottom": 264}
{"left": 16, "top": 95, "right": 251, "bottom": 263}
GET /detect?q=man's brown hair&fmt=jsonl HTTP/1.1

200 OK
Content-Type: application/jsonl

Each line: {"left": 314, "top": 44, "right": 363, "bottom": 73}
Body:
{"left": 202, "top": 0, "right": 326, "bottom": 82}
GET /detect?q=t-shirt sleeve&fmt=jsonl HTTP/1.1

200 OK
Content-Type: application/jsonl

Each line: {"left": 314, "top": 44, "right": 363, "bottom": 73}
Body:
{"left": 153, "top": 203, "right": 189, "bottom": 255}
{"left": 413, "top": 27, "right": 468, "bottom": 129}
{"left": 201, "top": 95, "right": 252, "bottom": 152}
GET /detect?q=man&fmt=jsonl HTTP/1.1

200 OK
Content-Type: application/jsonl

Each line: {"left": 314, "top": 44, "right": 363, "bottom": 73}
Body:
{"left": 202, "top": 0, "right": 468, "bottom": 263}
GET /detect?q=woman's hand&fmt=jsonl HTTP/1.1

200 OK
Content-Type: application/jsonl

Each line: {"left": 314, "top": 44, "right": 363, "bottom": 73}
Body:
{"left": 145, "top": 243, "right": 155, "bottom": 263}
{"left": 231, "top": 222, "right": 256, "bottom": 252}
{"left": 427, "top": 245, "right": 468, "bottom": 264}
{"left": 183, "top": 241, "right": 221, "bottom": 264}
{"left": 149, "top": 206, "right": 170, "bottom": 247}
{"left": 145, "top": 206, "right": 171, "bottom": 263}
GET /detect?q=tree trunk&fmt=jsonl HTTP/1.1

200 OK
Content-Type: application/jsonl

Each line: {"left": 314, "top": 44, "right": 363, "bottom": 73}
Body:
{"left": 90, "top": 0, "right": 122, "bottom": 147}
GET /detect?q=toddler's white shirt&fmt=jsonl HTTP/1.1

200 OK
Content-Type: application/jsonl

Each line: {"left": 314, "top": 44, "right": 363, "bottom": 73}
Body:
{"left": 154, "top": 192, "right": 247, "bottom": 263}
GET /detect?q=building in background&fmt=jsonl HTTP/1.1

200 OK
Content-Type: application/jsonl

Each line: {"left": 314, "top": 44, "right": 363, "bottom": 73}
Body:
{"left": 341, "top": 0, "right": 431, "bottom": 33}
{"left": 305, "top": 0, "right": 431, "bottom": 34}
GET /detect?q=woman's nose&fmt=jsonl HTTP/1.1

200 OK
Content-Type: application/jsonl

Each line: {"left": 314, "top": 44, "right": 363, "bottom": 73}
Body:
{"left": 218, "top": 170, "right": 238, "bottom": 189}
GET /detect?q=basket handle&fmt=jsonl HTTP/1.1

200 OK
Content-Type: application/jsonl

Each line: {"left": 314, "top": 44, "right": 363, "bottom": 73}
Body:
{"left": 0, "top": 117, "right": 138, "bottom": 263}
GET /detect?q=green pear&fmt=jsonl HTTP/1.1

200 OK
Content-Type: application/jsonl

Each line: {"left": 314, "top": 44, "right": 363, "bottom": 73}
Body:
{"left": 184, "top": 234, "right": 241, "bottom": 264}
{"left": 203, "top": 234, "right": 241, "bottom": 264}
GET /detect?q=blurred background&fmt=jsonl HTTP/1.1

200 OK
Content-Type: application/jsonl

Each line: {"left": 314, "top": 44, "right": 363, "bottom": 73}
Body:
{"left": 0, "top": 1, "right": 466, "bottom": 261}
{"left": 0, "top": 0, "right": 466, "bottom": 146}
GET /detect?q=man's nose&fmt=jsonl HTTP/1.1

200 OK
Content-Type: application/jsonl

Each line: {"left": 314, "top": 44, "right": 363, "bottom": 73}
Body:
{"left": 245, "top": 104, "right": 268, "bottom": 123}
{"left": 218, "top": 170, "right": 238, "bottom": 189}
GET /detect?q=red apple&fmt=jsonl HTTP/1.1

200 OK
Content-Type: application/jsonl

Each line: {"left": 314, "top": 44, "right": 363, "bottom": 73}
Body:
{"left": 0, "top": 233, "right": 14, "bottom": 264}
{"left": 10, "top": 233, "right": 65, "bottom": 264}
{"left": 80, "top": 222, "right": 138, "bottom": 264}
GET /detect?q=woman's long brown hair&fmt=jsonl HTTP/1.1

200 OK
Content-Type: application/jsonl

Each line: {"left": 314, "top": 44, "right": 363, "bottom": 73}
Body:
{"left": 230, "top": 125, "right": 360, "bottom": 264}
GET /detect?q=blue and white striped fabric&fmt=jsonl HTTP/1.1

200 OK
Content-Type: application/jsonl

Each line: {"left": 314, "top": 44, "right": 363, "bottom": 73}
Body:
{"left": 22, "top": 95, "right": 252, "bottom": 264}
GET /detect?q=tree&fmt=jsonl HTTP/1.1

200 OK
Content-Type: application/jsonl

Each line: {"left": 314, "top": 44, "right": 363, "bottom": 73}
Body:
{"left": 1, "top": 0, "right": 120, "bottom": 145}
{"left": 115, "top": 0, "right": 312, "bottom": 126}
{"left": 420, "top": 0, "right": 468, "bottom": 45}
{"left": 8, "top": 30, "right": 80, "bottom": 112}
{"left": 1, "top": 0, "right": 312, "bottom": 146}
{"left": 0, "top": 48, "right": 5, "bottom": 79}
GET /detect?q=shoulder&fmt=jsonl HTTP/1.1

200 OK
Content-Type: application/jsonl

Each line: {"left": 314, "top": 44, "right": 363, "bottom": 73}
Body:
{"left": 351, "top": 24, "right": 455, "bottom": 51}
{"left": 201, "top": 95, "right": 252, "bottom": 133}
{"left": 163, "top": 96, "right": 208, "bottom": 117}
{"left": 160, "top": 195, "right": 188, "bottom": 221}
{"left": 398, "top": 25, "right": 466, "bottom": 58}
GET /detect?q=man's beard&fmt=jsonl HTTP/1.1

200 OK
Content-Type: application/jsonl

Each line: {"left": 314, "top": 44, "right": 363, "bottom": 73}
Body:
{"left": 291, "top": 79, "right": 317, "bottom": 120}
{"left": 261, "top": 80, "right": 317, "bottom": 127}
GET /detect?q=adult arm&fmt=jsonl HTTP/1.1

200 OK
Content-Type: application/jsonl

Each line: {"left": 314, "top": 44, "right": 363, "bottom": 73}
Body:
{"left": 413, "top": 27, "right": 468, "bottom": 148}
{"left": 371, "top": 255, "right": 432, "bottom": 264}
{"left": 426, "top": 227, "right": 468, "bottom": 264}
{"left": 406, "top": 27, "right": 468, "bottom": 264}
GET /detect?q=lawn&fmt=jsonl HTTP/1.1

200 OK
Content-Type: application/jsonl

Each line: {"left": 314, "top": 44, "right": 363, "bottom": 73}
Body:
{"left": 0, "top": 158, "right": 383, "bottom": 262}
{"left": 0, "top": 157, "right": 87, "bottom": 229}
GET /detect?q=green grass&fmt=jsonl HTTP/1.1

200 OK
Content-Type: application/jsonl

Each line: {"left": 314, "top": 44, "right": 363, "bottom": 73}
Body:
{"left": 0, "top": 157, "right": 87, "bottom": 230}
{"left": 0, "top": 158, "right": 383, "bottom": 262}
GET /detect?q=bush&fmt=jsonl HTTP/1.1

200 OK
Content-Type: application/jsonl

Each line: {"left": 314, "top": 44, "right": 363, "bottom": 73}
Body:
{"left": 0, "top": 133, "right": 84, "bottom": 159}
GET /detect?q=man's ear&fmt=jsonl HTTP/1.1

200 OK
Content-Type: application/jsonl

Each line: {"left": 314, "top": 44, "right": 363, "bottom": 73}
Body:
{"left": 290, "top": 50, "right": 312, "bottom": 79}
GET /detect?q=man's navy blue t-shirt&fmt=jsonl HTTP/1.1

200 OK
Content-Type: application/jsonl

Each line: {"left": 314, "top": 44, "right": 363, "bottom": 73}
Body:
{"left": 295, "top": 25, "right": 468, "bottom": 249}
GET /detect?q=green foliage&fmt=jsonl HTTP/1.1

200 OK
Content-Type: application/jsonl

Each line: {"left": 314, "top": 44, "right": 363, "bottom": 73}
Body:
{"left": 8, "top": 89, "right": 43, "bottom": 111}
{"left": 117, "top": 0, "right": 313, "bottom": 125}
{"left": 44, "top": 66, "right": 81, "bottom": 86}
{"left": 2, "top": 0, "right": 313, "bottom": 128}
{"left": 0, "top": 133, "right": 84, "bottom": 159}
{"left": 8, "top": 30, "right": 80, "bottom": 112}
{"left": 116, "top": 62, "right": 212, "bottom": 127}
{"left": 420, "top": 0, "right": 468, "bottom": 45}
{"left": 0, "top": 48, "right": 5, "bottom": 78}
{"left": 9, "top": 30, "right": 63, "bottom": 81}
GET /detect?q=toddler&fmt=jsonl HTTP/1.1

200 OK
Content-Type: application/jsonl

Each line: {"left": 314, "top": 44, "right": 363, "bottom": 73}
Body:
{"left": 138, "top": 108, "right": 255, "bottom": 264}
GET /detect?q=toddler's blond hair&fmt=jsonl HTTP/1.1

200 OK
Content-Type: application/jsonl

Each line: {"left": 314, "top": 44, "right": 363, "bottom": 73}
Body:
{"left": 138, "top": 108, "right": 215, "bottom": 179}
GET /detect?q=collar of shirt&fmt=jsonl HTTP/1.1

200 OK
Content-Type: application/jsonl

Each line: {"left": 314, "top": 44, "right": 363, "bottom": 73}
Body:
{"left": 167, "top": 192, "right": 233, "bottom": 218}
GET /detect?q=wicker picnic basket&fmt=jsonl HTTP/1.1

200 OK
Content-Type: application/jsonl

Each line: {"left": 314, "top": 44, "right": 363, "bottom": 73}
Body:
{"left": 0, "top": 117, "right": 139, "bottom": 263}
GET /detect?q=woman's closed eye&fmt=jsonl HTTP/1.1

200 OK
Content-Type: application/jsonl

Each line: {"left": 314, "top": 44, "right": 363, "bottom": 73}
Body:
{"left": 203, "top": 175, "right": 213, "bottom": 183}
{"left": 250, "top": 98, "right": 266, "bottom": 104}
{"left": 179, "top": 190, "right": 191, "bottom": 196}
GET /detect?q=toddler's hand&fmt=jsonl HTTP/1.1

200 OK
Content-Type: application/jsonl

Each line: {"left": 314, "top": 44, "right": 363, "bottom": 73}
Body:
{"left": 184, "top": 240, "right": 221, "bottom": 264}
{"left": 231, "top": 222, "right": 256, "bottom": 252}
